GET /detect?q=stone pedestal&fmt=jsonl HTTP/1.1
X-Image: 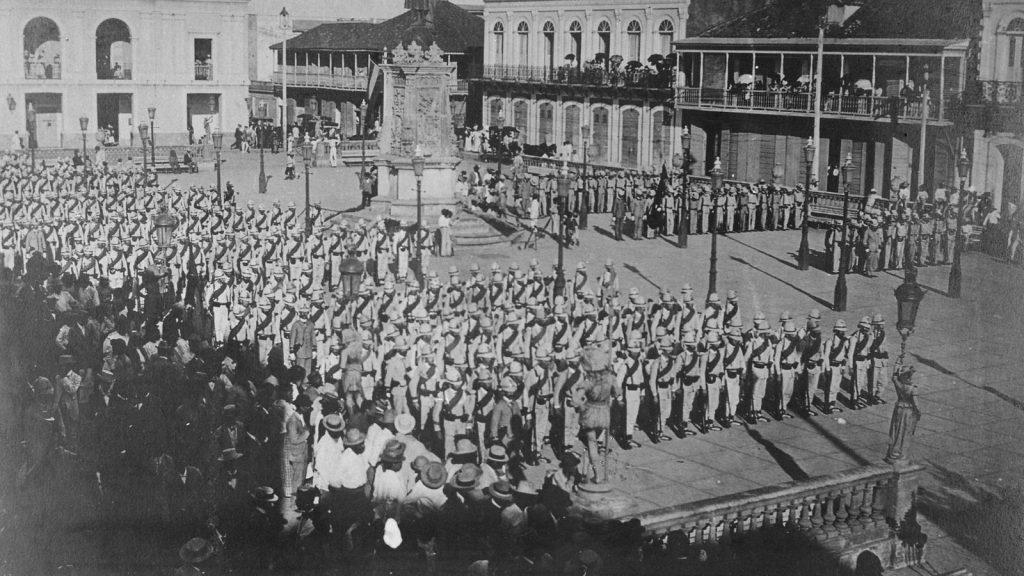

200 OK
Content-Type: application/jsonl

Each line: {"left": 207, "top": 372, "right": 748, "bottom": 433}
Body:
{"left": 370, "top": 42, "right": 460, "bottom": 221}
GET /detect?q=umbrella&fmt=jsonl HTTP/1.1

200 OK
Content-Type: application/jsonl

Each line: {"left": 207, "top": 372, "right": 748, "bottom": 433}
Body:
{"left": 737, "top": 74, "right": 755, "bottom": 84}
{"left": 797, "top": 74, "right": 811, "bottom": 83}
{"left": 854, "top": 79, "right": 873, "bottom": 90}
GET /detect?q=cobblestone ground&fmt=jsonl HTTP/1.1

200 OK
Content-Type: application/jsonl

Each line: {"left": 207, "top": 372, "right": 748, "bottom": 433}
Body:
{"left": 9, "top": 150, "right": 1021, "bottom": 575}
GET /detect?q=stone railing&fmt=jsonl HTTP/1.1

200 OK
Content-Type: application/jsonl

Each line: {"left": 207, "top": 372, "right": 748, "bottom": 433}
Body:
{"left": 632, "top": 463, "right": 925, "bottom": 573}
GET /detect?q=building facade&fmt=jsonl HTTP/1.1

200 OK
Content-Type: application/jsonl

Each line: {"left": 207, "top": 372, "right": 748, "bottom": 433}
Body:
{"left": 672, "top": 0, "right": 974, "bottom": 197}
{"left": 971, "top": 0, "right": 1024, "bottom": 211}
{"left": 477, "top": 0, "right": 688, "bottom": 170}
{"left": 2, "top": 0, "right": 251, "bottom": 148}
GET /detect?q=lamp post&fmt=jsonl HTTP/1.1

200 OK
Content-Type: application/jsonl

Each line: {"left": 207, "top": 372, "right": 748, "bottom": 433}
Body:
{"left": 147, "top": 106, "right": 156, "bottom": 166}
{"left": 26, "top": 103, "right": 37, "bottom": 174}
{"left": 139, "top": 123, "right": 149, "bottom": 173}
{"left": 258, "top": 102, "right": 268, "bottom": 194}
{"left": 280, "top": 7, "right": 292, "bottom": 149}
{"left": 359, "top": 99, "right": 368, "bottom": 190}
{"left": 894, "top": 267, "right": 926, "bottom": 365}
{"left": 580, "top": 123, "right": 590, "bottom": 230}
{"left": 212, "top": 130, "right": 224, "bottom": 207}
{"left": 79, "top": 116, "right": 89, "bottom": 161}
{"left": 798, "top": 137, "right": 815, "bottom": 270}
{"left": 338, "top": 258, "right": 365, "bottom": 303}
{"left": 496, "top": 110, "right": 505, "bottom": 177}
{"left": 834, "top": 153, "right": 854, "bottom": 312}
{"left": 708, "top": 157, "right": 724, "bottom": 297}
{"left": 554, "top": 162, "right": 570, "bottom": 297}
{"left": 301, "top": 141, "right": 313, "bottom": 234}
{"left": 412, "top": 145, "right": 426, "bottom": 273}
{"left": 150, "top": 208, "right": 180, "bottom": 306}
{"left": 949, "top": 148, "right": 970, "bottom": 298}
{"left": 676, "top": 128, "right": 692, "bottom": 248}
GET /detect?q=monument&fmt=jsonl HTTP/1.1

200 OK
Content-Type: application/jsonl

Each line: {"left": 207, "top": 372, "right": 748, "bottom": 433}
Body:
{"left": 372, "top": 36, "right": 460, "bottom": 220}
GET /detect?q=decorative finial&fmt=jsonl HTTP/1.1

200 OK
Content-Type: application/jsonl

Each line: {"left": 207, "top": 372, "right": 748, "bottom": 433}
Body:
{"left": 713, "top": 157, "right": 722, "bottom": 171}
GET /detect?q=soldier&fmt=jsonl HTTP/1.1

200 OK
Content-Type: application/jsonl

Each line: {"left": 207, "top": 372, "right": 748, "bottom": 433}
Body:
{"left": 908, "top": 212, "right": 922, "bottom": 267}
{"left": 869, "top": 313, "right": 889, "bottom": 405}
{"left": 746, "top": 320, "right": 773, "bottom": 423}
{"left": 773, "top": 321, "right": 800, "bottom": 419}
{"left": 679, "top": 288, "right": 702, "bottom": 338}
{"left": 207, "top": 269, "right": 232, "bottom": 344}
{"left": 439, "top": 366, "right": 473, "bottom": 457}
{"left": 864, "top": 218, "right": 881, "bottom": 277}
{"left": 782, "top": 186, "right": 795, "bottom": 229}
{"left": 722, "top": 326, "right": 746, "bottom": 425}
{"left": 700, "top": 185, "right": 712, "bottom": 234}
{"left": 737, "top": 185, "right": 750, "bottom": 232}
{"left": 723, "top": 290, "right": 741, "bottom": 328}
{"left": 526, "top": 352, "right": 555, "bottom": 457}
{"left": 630, "top": 186, "right": 646, "bottom": 240}
{"left": 794, "top": 184, "right": 806, "bottom": 229}
{"left": 725, "top": 186, "right": 738, "bottom": 232}
{"left": 849, "top": 317, "right": 874, "bottom": 409}
{"left": 799, "top": 314, "right": 824, "bottom": 416}
{"left": 648, "top": 335, "right": 679, "bottom": 441}
{"left": 893, "top": 211, "right": 909, "bottom": 269}
{"left": 615, "top": 331, "right": 646, "bottom": 448}
{"left": 701, "top": 331, "right": 725, "bottom": 431}
{"left": 944, "top": 205, "right": 958, "bottom": 265}
{"left": 821, "top": 319, "right": 850, "bottom": 414}
{"left": 688, "top": 184, "right": 701, "bottom": 234}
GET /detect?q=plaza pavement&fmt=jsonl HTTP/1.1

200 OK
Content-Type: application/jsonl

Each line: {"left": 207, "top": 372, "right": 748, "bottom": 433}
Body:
{"left": 183, "top": 151, "right": 1023, "bottom": 574}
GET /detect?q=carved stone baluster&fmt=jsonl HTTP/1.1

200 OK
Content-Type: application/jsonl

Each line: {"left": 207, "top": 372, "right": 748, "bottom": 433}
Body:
{"left": 798, "top": 497, "right": 814, "bottom": 531}
{"left": 870, "top": 480, "right": 887, "bottom": 525}
{"left": 713, "top": 517, "right": 725, "bottom": 545}
{"left": 686, "top": 524, "right": 696, "bottom": 548}
{"left": 752, "top": 506, "right": 765, "bottom": 531}
{"left": 822, "top": 491, "right": 838, "bottom": 537}
{"left": 848, "top": 484, "right": 865, "bottom": 532}
{"left": 859, "top": 481, "right": 875, "bottom": 529}
{"left": 700, "top": 521, "right": 711, "bottom": 545}
{"left": 835, "top": 488, "right": 851, "bottom": 534}
{"left": 810, "top": 495, "right": 825, "bottom": 538}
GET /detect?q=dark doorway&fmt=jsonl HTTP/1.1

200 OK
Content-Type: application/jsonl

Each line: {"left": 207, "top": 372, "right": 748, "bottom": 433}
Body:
{"left": 96, "top": 93, "right": 132, "bottom": 145}
{"left": 826, "top": 137, "right": 841, "bottom": 192}
{"left": 997, "top": 143, "right": 1023, "bottom": 213}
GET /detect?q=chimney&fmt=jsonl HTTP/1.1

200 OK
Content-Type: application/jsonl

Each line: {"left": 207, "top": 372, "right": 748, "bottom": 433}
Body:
{"left": 825, "top": 1, "right": 862, "bottom": 27}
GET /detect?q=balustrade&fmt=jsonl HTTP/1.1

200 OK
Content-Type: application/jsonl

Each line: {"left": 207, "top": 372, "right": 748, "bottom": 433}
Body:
{"left": 676, "top": 87, "right": 949, "bottom": 122}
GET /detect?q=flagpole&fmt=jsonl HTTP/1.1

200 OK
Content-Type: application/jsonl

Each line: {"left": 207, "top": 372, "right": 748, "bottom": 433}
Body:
{"left": 812, "top": 18, "right": 825, "bottom": 180}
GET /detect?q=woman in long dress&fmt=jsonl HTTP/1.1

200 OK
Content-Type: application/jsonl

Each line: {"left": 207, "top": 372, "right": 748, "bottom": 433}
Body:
{"left": 437, "top": 210, "right": 454, "bottom": 257}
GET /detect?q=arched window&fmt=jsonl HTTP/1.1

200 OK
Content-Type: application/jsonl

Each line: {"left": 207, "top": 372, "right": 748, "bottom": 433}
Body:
{"left": 651, "top": 110, "right": 670, "bottom": 168}
{"left": 591, "top": 107, "right": 609, "bottom": 163}
{"left": 23, "top": 17, "right": 61, "bottom": 79}
{"left": 568, "top": 21, "right": 582, "bottom": 69}
{"left": 489, "top": 100, "right": 503, "bottom": 127}
{"left": 513, "top": 101, "right": 529, "bottom": 139}
{"left": 96, "top": 19, "right": 132, "bottom": 80}
{"left": 658, "top": 20, "right": 674, "bottom": 56}
{"left": 493, "top": 22, "right": 504, "bottom": 66}
{"left": 1007, "top": 18, "right": 1024, "bottom": 70}
{"left": 564, "top": 104, "right": 580, "bottom": 152}
{"left": 626, "top": 20, "right": 642, "bottom": 63}
{"left": 620, "top": 109, "right": 639, "bottom": 167}
{"left": 538, "top": 102, "right": 554, "bottom": 145}
{"left": 597, "top": 21, "right": 611, "bottom": 64}
{"left": 543, "top": 21, "right": 555, "bottom": 70}
{"left": 517, "top": 21, "right": 530, "bottom": 67}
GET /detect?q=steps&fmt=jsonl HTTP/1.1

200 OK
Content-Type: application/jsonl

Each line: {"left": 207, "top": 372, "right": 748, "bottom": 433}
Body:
{"left": 452, "top": 210, "right": 514, "bottom": 247}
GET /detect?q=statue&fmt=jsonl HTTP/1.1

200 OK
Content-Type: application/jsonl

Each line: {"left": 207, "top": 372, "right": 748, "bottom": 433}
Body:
{"left": 577, "top": 343, "right": 620, "bottom": 486}
{"left": 885, "top": 365, "right": 920, "bottom": 463}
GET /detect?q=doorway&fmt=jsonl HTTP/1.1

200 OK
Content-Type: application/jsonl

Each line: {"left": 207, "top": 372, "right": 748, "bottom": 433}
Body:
{"left": 187, "top": 93, "right": 221, "bottom": 144}
{"left": 25, "top": 93, "right": 62, "bottom": 147}
{"left": 96, "top": 93, "right": 132, "bottom": 145}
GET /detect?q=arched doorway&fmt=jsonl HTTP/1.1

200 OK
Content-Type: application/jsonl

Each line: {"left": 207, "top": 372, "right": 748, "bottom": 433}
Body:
{"left": 23, "top": 17, "right": 61, "bottom": 79}
{"left": 620, "top": 109, "right": 639, "bottom": 167}
{"left": 96, "top": 18, "right": 132, "bottom": 80}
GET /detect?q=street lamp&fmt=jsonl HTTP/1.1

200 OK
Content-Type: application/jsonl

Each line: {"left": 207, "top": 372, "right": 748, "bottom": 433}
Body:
{"left": 139, "top": 123, "right": 150, "bottom": 172}
{"left": 149, "top": 208, "right": 180, "bottom": 301}
{"left": 834, "top": 153, "right": 854, "bottom": 312}
{"left": 412, "top": 144, "right": 426, "bottom": 274}
{"left": 258, "top": 102, "right": 268, "bottom": 194}
{"left": 580, "top": 124, "right": 590, "bottom": 230}
{"left": 301, "top": 141, "right": 313, "bottom": 235}
{"left": 359, "top": 99, "right": 368, "bottom": 191}
{"left": 554, "top": 162, "right": 570, "bottom": 297}
{"left": 212, "top": 130, "right": 224, "bottom": 207}
{"left": 708, "top": 157, "right": 725, "bottom": 297}
{"left": 26, "top": 103, "right": 37, "bottom": 174}
{"left": 949, "top": 148, "right": 970, "bottom": 298}
{"left": 798, "top": 137, "right": 815, "bottom": 270}
{"left": 147, "top": 106, "right": 156, "bottom": 166}
{"left": 79, "top": 116, "right": 89, "bottom": 161}
{"left": 676, "top": 127, "right": 692, "bottom": 248}
{"left": 496, "top": 109, "right": 505, "bottom": 177}
{"left": 894, "top": 267, "right": 925, "bottom": 365}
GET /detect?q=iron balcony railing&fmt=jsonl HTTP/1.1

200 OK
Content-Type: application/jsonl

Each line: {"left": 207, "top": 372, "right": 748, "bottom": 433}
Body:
{"left": 977, "top": 81, "right": 1024, "bottom": 106}
{"left": 477, "top": 64, "right": 675, "bottom": 90}
{"left": 272, "top": 68, "right": 469, "bottom": 93}
{"left": 25, "top": 60, "right": 61, "bottom": 80}
{"left": 195, "top": 63, "right": 213, "bottom": 81}
{"left": 676, "top": 87, "right": 948, "bottom": 122}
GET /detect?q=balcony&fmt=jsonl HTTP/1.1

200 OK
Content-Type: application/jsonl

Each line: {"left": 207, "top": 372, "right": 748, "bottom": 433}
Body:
{"left": 195, "top": 63, "right": 213, "bottom": 81}
{"left": 957, "top": 81, "right": 1024, "bottom": 135}
{"left": 25, "top": 60, "right": 61, "bottom": 80}
{"left": 272, "top": 67, "right": 469, "bottom": 93}
{"left": 476, "top": 64, "right": 675, "bottom": 92}
{"left": 978, "top": 81, "right": 1024, "bottom": 106}
{"left": 97, "top": 67, "right": 133, "bottom": 80}
{"left": 676, "top": 87, "right": 949, "bottom": 124}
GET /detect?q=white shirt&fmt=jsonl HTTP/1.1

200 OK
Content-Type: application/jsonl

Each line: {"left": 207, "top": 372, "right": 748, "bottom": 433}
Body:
{"left": 371, "top": 468, "right": 408, "bottom": 505}
{"left": 404, "top": 480, "right": 447, "bottom": 512}
{"left": 314, "top": 438, "right": 368, "bottom": 490}
{"left": 364, "top": 424, "right": 393, "bottom": 467}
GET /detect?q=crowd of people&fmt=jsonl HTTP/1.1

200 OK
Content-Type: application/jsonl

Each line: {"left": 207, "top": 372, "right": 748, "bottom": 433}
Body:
{"left": 0, "top": 145, "right": 1011, "bottom": 574}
